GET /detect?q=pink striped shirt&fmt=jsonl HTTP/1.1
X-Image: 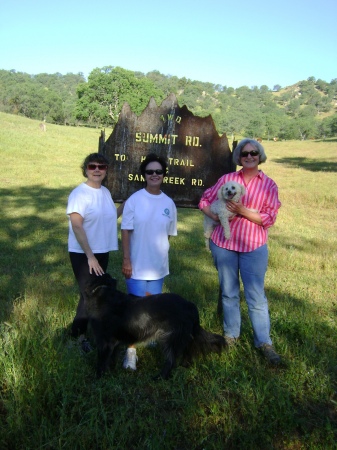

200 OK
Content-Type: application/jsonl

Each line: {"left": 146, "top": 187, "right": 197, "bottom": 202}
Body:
{"left": 199, "top": 169, "right": 281, "bottom": 252}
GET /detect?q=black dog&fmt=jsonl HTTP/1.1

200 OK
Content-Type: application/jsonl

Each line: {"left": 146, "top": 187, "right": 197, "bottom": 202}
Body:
{"left": 85, "top": 273, "right": 227, "bottom": 379}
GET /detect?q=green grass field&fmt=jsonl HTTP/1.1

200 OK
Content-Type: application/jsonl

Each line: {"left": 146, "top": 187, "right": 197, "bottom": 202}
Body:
{"left": 0, "top": 112, "right": 336, "bottom": 449}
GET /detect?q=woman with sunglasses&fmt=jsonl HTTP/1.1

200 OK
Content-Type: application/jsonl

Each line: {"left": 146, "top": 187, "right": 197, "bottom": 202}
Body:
{"left": 121, "top": 153, "right": 177, "bottom": 370}
{"left": 199, "top": 138, "right": 281, "bottom": 364}
{"left": 66, "top": 153, "right": 124, "bottom": 350}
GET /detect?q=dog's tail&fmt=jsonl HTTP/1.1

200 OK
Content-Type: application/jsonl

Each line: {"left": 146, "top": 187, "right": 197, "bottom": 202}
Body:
{"left": 190, "top": 326, "right": 227, "bottom": 358}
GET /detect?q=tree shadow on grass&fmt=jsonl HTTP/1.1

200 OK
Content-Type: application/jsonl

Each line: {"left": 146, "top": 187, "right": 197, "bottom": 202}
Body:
{"left": 0, "top": 196, "right": 336, "bottom": 448}
{"left": 0, "top": 185, "right": 72, "bottom": 322}
{"left": 274, "top": 157, "right": 337, "bottom": 172}
{"left": 315, "top": 138, "right": 337, "bottom": 143}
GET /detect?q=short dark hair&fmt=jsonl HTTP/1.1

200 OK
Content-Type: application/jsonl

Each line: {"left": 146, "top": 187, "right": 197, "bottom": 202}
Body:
{"left": 81, "top": 153, "right": 109, "bottom": 177}
{"left": 139, "top": 153, "right": 167, "bottom": 176}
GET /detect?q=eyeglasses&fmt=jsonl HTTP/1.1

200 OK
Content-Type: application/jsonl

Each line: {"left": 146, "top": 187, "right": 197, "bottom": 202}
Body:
{"left": 87, "top": 164, "right": 108, "bottom": 170}
{"left": 241, "top": 150, "right": 259, "bottom": 157}
{"left": 144, "top": 169, "right": 164, "bottom": 175}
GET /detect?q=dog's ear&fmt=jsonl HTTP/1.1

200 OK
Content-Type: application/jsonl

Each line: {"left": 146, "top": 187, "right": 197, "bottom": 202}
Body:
{"left": 101, "top": 273, "right": 117, "bottom": 292}
{"left": 240, "top": 184, "right": 246, "bottom": 196}
{"left": 109, "top": 277, "right": 117, "bottom": 292}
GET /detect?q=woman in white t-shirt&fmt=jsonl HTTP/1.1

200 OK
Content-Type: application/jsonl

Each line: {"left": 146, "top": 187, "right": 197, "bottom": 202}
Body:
{"left": 121, "top": 153, "right": 177, "bottom": 370}
{"left": 67, "top": 153, "right": 124, "bottom": 350}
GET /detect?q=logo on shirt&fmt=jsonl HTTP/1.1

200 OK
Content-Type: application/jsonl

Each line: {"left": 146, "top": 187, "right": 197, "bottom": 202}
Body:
{"left": 163, "top": 208, "right": 170, "bottom": 218}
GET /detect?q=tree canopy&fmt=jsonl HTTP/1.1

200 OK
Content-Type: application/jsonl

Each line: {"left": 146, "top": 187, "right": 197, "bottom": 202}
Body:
{"left": 75, "top": 66, "right": 165, "bottom": 126}
{"left": 0, "top": 68, "right": 336, "bottom": 140}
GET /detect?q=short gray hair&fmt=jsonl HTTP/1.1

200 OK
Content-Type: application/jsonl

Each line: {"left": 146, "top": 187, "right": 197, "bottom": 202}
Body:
{"left": 232, "top": 138, "right": 267, "bottom": 166}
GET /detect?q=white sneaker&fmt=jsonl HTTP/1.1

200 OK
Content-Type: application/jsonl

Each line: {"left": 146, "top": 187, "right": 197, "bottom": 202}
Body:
{"left": 123, "top": 348, "right": 137, "bottom": 370}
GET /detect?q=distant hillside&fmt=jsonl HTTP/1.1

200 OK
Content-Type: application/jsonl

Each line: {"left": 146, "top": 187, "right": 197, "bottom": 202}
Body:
{"left": 272, "top": 79, "right": 336, "bottom": 117}
{"left": 0, "top": 68, "right": 336, "bottom": 140}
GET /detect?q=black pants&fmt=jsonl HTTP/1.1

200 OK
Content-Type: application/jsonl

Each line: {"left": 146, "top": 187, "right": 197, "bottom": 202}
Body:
{"left": 69, "top": 252, "right": 109, "bottom": 337}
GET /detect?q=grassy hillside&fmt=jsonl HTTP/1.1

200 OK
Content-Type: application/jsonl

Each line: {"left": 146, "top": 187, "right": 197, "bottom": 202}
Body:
{"left": 0, "top": 113, "right": 336, "bottom": 449}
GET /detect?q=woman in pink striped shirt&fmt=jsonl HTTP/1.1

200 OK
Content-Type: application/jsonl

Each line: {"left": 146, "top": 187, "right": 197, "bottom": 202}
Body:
{"left": 199, "top": 138, "right": 281, "bottom": 364}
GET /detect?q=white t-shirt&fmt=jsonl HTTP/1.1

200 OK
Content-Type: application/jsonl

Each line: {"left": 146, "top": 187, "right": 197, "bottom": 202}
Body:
{"left": 67, "top": 183, "right": 118, "bottom": 253}
{"left": 121, "top": 188, "right": 177, "bottom": 280}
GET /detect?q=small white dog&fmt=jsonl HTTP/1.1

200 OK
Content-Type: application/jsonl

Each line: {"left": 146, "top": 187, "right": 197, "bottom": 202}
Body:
{"left": 203, "top": 181, "right": 246, "bottom": 249}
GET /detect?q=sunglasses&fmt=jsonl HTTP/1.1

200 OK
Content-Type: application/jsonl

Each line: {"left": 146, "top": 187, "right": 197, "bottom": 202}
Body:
{"left": 87, "top": 164, "right": 108, "bottom": 170}
{"left": 241, "top": 150, "right": 259, "bottom": 157}
{"left": 144, "top": 169, "right": 164, "bottom": 175}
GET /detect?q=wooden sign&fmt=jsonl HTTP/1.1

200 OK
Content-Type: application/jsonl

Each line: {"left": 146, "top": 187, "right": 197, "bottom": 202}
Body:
{"left": 100, "top": 93, "right": 235, "bottom": 207}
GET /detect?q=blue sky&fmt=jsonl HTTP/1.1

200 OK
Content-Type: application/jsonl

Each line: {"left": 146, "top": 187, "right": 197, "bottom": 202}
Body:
{"left": 0, "top": 0, "right": 336, "bottom": 89}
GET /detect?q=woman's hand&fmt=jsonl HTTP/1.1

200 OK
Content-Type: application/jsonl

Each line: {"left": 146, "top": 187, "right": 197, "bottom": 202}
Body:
{"left": 122, "top": 258, "right": 132, "bottom": 279}
{"left": 87, "top": 256, "right": 105, "bottom": 276}
{"left": 227, "top": 200, "right": 262, "bottom": 225}
{"left": 226, "top": 200, "right": 244, "bottom": 214}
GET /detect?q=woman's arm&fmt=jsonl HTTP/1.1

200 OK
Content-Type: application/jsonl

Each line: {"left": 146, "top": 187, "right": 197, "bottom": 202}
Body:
{"left": 200, "top": 204, "right": 220, "bottom": 222}
{"left": 199, "top": 174, "right": 228, "bottom": 213}
{"left": 226, "top": 200, "right": 263, "bottom": 225}
{"left": 69, "top": 213, "right": 105, "bottom": 275}
{"left": 121, "top": 229, "right": 132, "bottom": 279}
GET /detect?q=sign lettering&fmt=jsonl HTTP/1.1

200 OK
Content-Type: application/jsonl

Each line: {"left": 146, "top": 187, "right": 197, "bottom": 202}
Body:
{"left": 100, "top": 94, "right": 235, "bottom": 207}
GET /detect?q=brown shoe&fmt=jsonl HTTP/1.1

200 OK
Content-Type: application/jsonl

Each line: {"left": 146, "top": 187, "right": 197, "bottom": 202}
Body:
{"left": 259, "top": 344, "right": 281, "bottom": 365}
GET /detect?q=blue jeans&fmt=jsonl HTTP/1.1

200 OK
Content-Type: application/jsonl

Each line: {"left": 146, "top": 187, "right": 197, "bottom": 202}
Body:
{"left": 210, "top": 241, "right": 272, "bottom": 347}
{"left": 125, "top": 278, "right": 164, "bottom": 297}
